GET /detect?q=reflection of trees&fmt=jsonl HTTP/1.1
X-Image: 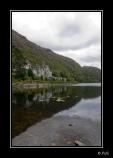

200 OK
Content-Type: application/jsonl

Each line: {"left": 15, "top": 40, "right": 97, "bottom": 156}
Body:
{"left": 73, "top": 86, "right": 101, "bottom": 99}
{"left": 12, "top": 86, "right": 101, "bottom": 137}
{"left": 12, "top": 92, "right": 27, "bottom": 106}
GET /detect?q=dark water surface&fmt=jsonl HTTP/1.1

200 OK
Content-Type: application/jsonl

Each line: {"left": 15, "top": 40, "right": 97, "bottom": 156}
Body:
{"left": 12, "top": 83, "right": 101, "bottom": 139}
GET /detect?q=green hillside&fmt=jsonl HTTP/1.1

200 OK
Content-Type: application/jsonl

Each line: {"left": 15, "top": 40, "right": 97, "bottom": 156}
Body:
{"left": 82, "top": 66, "right": 101, "bottom": 82}
{"left": 12, "top": 30, "right": 101, "bottom": 83}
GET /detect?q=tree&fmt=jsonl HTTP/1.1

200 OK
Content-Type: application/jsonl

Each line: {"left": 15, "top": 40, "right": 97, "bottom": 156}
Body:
{"left": 52, "top": 71, "right": 60, "bottom": 77}
{"left": 12, "top": 47, "right": 27, "bottom": 80}
{"left": 15, "top": 68, "right": 27, "bottom": 80}
{"left": 28, "top": 68, "right": 34, "bottom": 80}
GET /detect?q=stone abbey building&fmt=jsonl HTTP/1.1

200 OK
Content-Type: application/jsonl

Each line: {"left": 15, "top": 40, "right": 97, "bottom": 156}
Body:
{"left": 24, "top": 62, "right": 52, "bottom": 79}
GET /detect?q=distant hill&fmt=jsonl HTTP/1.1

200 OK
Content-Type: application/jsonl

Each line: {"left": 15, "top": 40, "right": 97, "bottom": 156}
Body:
{"left": 12, "top": 30, "right": 101, "bottom": 83}
{"left": 82, "top": 66, "right": 101, "bottom": 82}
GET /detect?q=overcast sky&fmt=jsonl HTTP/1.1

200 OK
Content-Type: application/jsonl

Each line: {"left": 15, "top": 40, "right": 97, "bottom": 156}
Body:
{"left": 12, "top": 12, "right": 101, "bottom": 68}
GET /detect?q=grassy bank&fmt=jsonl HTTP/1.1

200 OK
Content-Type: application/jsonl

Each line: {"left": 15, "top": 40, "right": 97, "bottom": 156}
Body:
{"left": 12, "top": 79, "right": 78, "bottom": 87}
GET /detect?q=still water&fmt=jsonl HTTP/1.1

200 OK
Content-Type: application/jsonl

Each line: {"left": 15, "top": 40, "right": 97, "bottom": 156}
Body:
{"left": 12, "top": 83, "right": 101, "bottom": 139}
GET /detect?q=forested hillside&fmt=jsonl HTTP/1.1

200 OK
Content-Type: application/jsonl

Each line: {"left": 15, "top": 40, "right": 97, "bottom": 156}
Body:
{"left": 12, "top": 30, "right": 101, "bottom": 83}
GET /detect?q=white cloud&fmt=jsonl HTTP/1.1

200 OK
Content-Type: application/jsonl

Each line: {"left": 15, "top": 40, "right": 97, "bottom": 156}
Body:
{"left": 12, "top": 12, "right": 101, "bottom": 68}
{"left": 56, "top": 45, "right": 101, "bottom": 68}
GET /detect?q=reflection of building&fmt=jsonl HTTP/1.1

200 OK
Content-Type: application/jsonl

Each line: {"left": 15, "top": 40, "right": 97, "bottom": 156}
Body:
{"left": 25, "top": 99, "right": 32, "bottom": 107}
{"left": 54, "top": 87, "right": 64, "bottom": 93}
{"left": 33, "top": 91, "right": 52, "bottom": 103}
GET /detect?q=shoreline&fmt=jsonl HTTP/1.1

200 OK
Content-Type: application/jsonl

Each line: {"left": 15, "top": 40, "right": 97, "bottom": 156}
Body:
{"left": 12, "top": 82, "right": 101, "bottom": 90}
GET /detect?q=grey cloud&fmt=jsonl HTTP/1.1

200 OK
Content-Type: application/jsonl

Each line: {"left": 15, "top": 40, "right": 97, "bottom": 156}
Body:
{"left": 58, "top": 24, "right": 81, "bottom": 37}
{"left": 52, "top": 36, "right": 101, "bottom": 51}
{"left": 79, "top": 55, "right": 101, "bottom": 63}
{"left": 12, "top": 12, "right": 101, "bottom": 68}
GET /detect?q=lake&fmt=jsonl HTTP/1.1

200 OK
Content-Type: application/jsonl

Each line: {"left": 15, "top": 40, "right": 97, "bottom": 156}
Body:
{"left": 12, "top": 83, "right": 101, "bottom": 146}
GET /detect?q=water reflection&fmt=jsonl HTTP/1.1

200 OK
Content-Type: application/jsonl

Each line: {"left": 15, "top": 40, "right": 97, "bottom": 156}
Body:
{"left": 12, "top": 86, "right": 101, "bottom": 137}
{"left": 55, "top": 96, "right": 101, "bottom": 121}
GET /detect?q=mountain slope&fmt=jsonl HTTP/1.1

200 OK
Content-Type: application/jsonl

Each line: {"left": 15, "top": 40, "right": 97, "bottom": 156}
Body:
{"left": 12, "top": 30, "right": 101, "bottom": 82}
{"left": 82, "top": 66, "right": 101, "bottom": 82}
